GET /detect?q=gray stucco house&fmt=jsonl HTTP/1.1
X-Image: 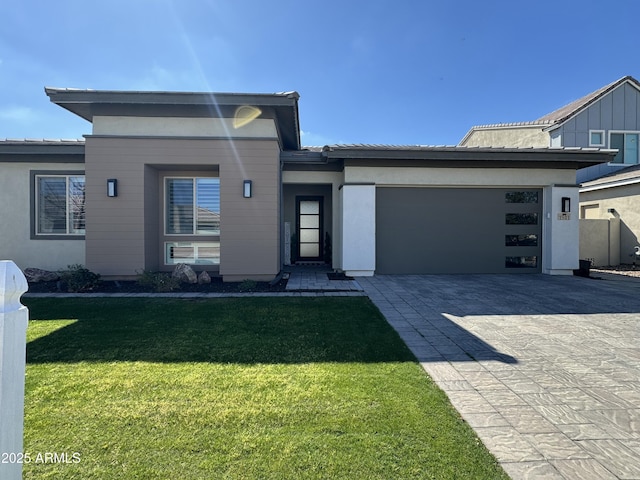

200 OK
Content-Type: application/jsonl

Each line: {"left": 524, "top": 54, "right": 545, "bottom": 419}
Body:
{"left": 0, "top": 87, "right": 614, "bottom": 280}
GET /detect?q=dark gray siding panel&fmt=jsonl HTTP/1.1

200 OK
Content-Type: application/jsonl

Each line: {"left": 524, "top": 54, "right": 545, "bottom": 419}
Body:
{"left": 376, "top": 187, "right": 542, "bottom": 274}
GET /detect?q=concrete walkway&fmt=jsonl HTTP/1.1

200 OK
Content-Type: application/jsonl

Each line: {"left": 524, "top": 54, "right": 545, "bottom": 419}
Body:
{"left": 358, "top": 274, "right": 640, "bottom": 480}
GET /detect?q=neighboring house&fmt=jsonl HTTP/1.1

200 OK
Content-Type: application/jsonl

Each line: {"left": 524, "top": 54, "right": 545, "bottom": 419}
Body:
{"left": 460, "top": 76, "right": 640, "bottom": 183}
{"left": 580, "top": 165, "right": 640, "bottom": 265}
{"left": 0, "top": 87, "right": 614, "bottom": 280}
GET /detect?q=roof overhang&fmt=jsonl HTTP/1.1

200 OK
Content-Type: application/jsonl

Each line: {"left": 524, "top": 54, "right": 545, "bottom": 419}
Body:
{"left": 0, "top": 139, "right": 85, "bottom": 163}
{"left": 45, "top": 87, "right": 301, "bottom": 150}
{"left": 580, "top": 176, "right": 640, "bottom": 192}
{"left": 321, "top": 145, "right": 617, "bottom": 169}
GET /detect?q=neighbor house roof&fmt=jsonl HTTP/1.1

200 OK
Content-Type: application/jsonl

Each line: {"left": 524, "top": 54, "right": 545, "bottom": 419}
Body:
{"left": 460, "top": 76, "right": 640, "bottom": 144}
{"left": 45, "top": 87, "right": 301, "bottom": 151}
{"left": 536, "top": 76, "right": 640, "bottom": 125}
{"left": 580, "top": 163, "right": 640, "bottom": 192}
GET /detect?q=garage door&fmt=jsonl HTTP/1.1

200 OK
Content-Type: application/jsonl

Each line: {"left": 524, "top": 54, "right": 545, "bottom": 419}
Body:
{"left": 376, "top": 188, "right": 542, "bottom": 274}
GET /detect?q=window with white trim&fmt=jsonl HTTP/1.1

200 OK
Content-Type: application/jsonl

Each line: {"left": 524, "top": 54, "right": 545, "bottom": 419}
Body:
{"left": 165, "top": 241, "right": 220, "bottom": 265}
{"left": 165, "top": 177, "right": 220, "bottom": 235}
{"left": 35, "top": 175, "right": 86, "bottom": 235}
{"left": 589, "top": 130, "right": 605, "bottom": 147}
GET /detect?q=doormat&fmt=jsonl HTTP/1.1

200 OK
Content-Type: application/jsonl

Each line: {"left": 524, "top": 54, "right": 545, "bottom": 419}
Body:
{"left": 327, "top": 272, "right": 354, "bottom": 281}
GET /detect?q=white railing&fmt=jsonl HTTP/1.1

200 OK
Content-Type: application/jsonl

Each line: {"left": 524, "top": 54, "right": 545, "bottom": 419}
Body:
{"left": 0, "top": 261, "right": 28, "bottom": 480}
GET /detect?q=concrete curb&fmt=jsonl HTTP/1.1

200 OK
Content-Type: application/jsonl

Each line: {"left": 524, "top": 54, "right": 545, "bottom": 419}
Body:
{"left": 23, "top": 291, "right": 367, "bottom": 299}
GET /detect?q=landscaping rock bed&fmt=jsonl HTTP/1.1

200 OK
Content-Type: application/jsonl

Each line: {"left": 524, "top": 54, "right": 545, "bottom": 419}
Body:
{"left": 26, "top": 276, "right": 288, "bottom": 294}
{"left": 591, "top": 264, "right": 640, "bottom": 278}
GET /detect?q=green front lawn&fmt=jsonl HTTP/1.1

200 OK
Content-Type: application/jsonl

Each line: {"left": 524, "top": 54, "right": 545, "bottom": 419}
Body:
{"left": 23, "top": 297, "right": 507, "bottom": 479}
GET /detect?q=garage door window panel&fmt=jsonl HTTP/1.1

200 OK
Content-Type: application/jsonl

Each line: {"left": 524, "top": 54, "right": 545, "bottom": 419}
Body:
{"left": 506, "top": 256, "right": 538, "bottom": 268}
{"left": 506, "top": 213, "right": 538, "bottom": 225}
{"left": 505, "top": 234, "right": 538, "bottom": 247}
{"left": 505, "top": 191, "right": 539, "bottom": 204}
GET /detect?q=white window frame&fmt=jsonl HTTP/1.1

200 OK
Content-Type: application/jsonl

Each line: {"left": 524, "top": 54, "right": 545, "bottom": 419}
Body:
{"left": 608, "top": 130, "right": 640, "bottom": 165}
{"left": 164, "top": 241, "right": 220, "bottom": 265}
{"left": 589, "top": 130, "right": 605, "bottom": 147}
{"left": 164, "top": 176, "right": 220, "bottom": 236}
{"left": 34, "top": 174, "right": 86, "bottom": 237}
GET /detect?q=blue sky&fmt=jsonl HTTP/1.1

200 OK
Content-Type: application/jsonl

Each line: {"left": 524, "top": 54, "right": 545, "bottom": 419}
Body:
{"left": 2, "top": 0, "right": 640, "bottom": 146}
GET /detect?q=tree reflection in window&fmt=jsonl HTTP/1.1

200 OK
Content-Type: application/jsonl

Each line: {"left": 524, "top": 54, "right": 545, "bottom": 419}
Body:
{"left": 505, "top": 234, "right": 538, "bottom": 246}
{"left": 505, "top": 213, "right": 538, "bottom": 225}
{"left": 505, "top": 192, "right": 538, "bottom": 203}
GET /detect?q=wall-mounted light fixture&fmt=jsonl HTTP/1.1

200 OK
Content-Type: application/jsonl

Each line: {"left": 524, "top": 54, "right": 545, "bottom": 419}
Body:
{"left": 561, "top": 196, "right": 570, "bottom": 213}
{"left": 243, "top": 180, "right": 252, "bottom": 198}
{"left": 107, "top": 179, "right": 118, "bottom": 197}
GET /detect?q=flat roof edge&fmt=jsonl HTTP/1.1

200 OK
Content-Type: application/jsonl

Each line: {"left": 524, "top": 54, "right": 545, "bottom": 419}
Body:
{"left": 0, "top": 139, "right": 85, "bottom": 156}
{"left": 45, "top": 87, "right": 300, "bottom": 106}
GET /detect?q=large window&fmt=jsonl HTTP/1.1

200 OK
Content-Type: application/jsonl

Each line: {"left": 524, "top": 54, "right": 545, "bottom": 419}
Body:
{"left": 165, "top": 177, "right": 220, "bottom": 235}
{"left": 164, "top": 177, "right": 220, "bottom": 265}
{"left": 610, "top": 132, "right": 639, "bottom": 164}
{"left": 36, "top": 175, "right": 85, "bottom": 235}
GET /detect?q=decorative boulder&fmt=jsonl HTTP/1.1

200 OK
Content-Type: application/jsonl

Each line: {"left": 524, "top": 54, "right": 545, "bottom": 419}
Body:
{"left": 198, "top": 270, "right": 211, "bottom": 284}
{"left": 172, "top": 263, "right": 198, "bottom": 284}
{"left": 23, "top": 267, "right": 60, "bottom": 283}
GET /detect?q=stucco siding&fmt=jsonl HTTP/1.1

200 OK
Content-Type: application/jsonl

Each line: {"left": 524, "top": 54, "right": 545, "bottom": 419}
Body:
{"left": 344, "top": 166, "right": 576, "bottom": 186}
{"left": 542, "top": 185, "right": 580, "bottom": 274}
{"left": 460, "top": 126, "right": 548, "bottom": 147}
{"left": 580, "top": 184, "right": 640, "bottom": 264}
{"left": 93, "top": 116, "right": 278, "bottom": 139}
{"left": 579, "top": 218, "right": 620, "bottom": 267}
{"left": 0, "top": 162, "right": 85, "bottom": 271}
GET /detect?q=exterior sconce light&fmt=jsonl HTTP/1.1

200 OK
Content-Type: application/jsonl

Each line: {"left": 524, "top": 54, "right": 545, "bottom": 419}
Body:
{"left": 243, "top": 180, "right": 252, "bottom": 198}
{"left": 107, "top": 179, "right": 118, "bottom": 197}
{"left": 561, "top": 197, "right": 570, "bottom": 213}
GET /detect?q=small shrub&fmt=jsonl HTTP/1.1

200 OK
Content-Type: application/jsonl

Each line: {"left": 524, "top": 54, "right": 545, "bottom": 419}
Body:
{"left": 58, "top": 264, "right": 101, "bottom": 293}
{"left": 137, "top": 270, "right": 181, "bottom": 293}
{"left": 238, "top": 279, "right": 258, "bottom": 292}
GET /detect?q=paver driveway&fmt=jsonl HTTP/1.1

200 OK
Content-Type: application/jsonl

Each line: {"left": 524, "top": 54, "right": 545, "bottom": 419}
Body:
{"left": 358, "top": 274, "right": 640, "bottom": 480}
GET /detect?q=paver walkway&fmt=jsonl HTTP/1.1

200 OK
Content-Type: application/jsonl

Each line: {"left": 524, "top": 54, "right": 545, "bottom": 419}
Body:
{"left": 358, "top": 274, "right": 640, "bottom": 480}
{"left": 284, "top": 269, "right": 362, "bottom": 291}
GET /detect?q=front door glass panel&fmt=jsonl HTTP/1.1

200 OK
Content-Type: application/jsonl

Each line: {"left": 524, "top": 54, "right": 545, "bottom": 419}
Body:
{"left": 297, "top": 198, "right": 322, "bottom": 261}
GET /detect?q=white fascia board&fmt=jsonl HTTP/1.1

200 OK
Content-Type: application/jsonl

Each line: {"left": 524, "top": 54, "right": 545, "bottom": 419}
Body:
{"left": 580, "top": 176, "right": 640, "bottom": 192}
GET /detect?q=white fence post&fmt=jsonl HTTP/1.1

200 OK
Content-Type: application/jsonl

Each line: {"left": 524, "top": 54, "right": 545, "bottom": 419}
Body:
{"left": 0, "top": 261, "right": 28, "bottom": 480}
